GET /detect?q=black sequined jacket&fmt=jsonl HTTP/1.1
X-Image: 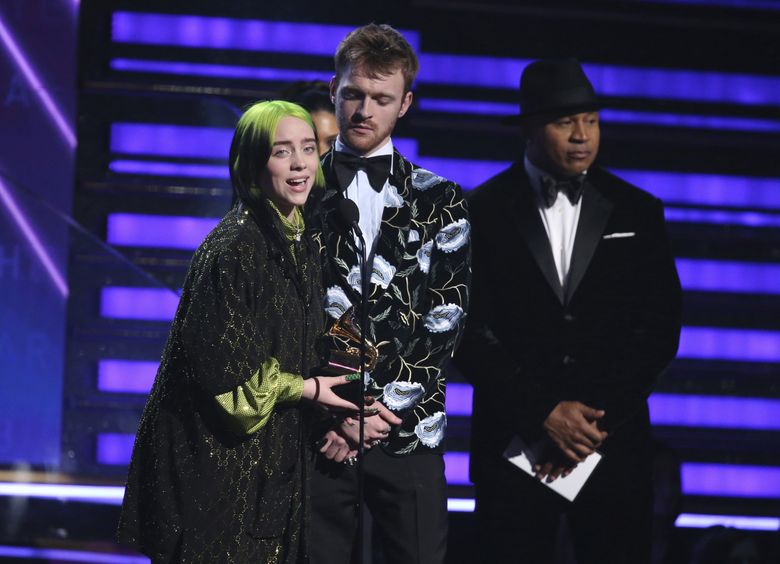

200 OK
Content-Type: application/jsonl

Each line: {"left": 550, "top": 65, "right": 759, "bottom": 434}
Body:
{"left": 117, "top": 203, "right": 324, "bottom": 563}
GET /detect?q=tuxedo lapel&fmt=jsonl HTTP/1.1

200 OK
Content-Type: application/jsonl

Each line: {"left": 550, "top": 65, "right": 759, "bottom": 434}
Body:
{"left": 319, "top": 152, "right": 362, "bottom": 304}
{"left": 509, "top": 166, "right": 565, "bottom": 303}
{"left": 566, "top": 179, "right": 613, "bottom": 303}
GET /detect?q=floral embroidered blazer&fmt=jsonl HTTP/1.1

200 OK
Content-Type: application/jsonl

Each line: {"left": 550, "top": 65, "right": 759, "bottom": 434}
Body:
{"left": 309, "top": 149, "right": 471, "bottom": 455}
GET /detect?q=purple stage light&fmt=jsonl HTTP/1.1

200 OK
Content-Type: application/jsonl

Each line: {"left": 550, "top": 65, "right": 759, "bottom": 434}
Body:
{"left": 107, "top": 12, "right": 780, "bottom": 106}
{"left": 418, "top": 98, "right": 517, "bottom": 116}
{"left": 419, "top": 99, "right": 780, "bottom": 132}
{"left": 0, "top": 482, "right": 124, "bottom": 505}
{"left": 445, "top": 383, "right": 473, "bottom": 417}
{"left": 614, "top": 170, "right": 780, "bottom": 209}
{"left": 676, "top": 258, "right": 780, "bottom": 294}
{"left": 444, "top": 452, "right": 471, "bottom": 485}
{"left": 0, "top": 178, "right": 68, "bottom": 297}
{"left": 107, "top": 213, "right": 219, "bottom": 250}
{"left": 447, "top": 498, "right": 476, "bottom": 512}
{"left": 0, "top": 545, "right": 147, "bottom": 563}
{"left": 109, "top": 160, "right": 229, "bottom": 179}
{"left": 649, "top": 394, "right": 780, "bottom": 430}
{"left": 601, "top": 109, "right": 780, "bottom": 133}
{"left": 111, "top": 123, "right": 232, "bottom": 159}
{"left": 679, "top": 327, "right": 780, "bottom": 363}
{"left": 111, "top": 58, "right": 333, "bottom": 83}
{"left": 96, "top": 433, "right": 135, "bottom": 465}
{"left": 444, "top": 455, "right": 780, "bottom": 498}
{"left": 0, "top": 14, "right": 76, "bottom": 148}
{"left": 98, "top": 360, "right": 158, "bottom": 394}
{"left": 110, "top": 122, "right": 417, "bottom": 162}
{"left": 675, "top": 514, "right": 780, "bottom": 531}
{"left": 393, "top": 138, "right": 419, "bottom": 161}
{"left": 100, "top": 287, "right": 179, "bottom": 321}
{"left": 448, "top": 384, "right": 780, "bottom": 430}
{"left": 112, "top": 13, "right": 419, "bottom": 54}
{"left": 681, "top": 463, "right": 780, "bottom": 498}
{"left": 666, "top": 207, "right": 780, "bottom": 227}
{"left": 414, "top": 157, "right": 510, "bottom": 189}
{"left": 418, "top": 54, "right": 780, "bottom": 106}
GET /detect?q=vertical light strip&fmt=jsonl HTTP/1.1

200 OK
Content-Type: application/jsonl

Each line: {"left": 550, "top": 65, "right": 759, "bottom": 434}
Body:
{"left": 0, "top": 178, "right": 68, "bottom": 297}
{"left": 0, "top": 14, "right": 76, "bottom": 149}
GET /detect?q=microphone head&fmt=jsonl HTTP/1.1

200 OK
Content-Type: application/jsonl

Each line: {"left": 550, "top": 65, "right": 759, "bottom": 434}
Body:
{"left": 338, "top": 198, "right": 360, "bottom": 225}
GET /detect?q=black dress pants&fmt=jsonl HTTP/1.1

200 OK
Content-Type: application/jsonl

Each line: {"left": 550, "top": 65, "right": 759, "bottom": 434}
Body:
{"left": 474, "top": 443, "right": 653, "bottom": 564}
{"left": 309, "top": 447, "right": 448, "bottom": 564}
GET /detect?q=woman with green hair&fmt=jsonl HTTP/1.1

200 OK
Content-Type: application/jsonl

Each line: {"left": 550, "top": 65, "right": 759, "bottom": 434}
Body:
{"left": 118, "top": 101, "right": 358, "bottom": 563}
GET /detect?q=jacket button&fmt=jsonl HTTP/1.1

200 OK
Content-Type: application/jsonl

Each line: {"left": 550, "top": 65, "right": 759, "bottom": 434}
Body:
{"left": 563, "top": 355, "right": 576, "bottom": 365}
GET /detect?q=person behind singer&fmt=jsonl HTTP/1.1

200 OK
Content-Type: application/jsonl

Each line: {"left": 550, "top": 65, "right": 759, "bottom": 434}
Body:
{"left": 307, "top": 23, "right": 471, "bottom": 564}
{"left": 117, "top": 100, "right": 359, "bottom": 563}
{"left": 454, "top": 58, "right": 682, "bottom": 563}
{"left": 280, "top": 80, "right": 339, "bottom": 156}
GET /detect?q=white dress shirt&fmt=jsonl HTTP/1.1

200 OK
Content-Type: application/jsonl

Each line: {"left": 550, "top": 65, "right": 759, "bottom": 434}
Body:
{"left": 524, "top": 156, "right": 586, "bottom": 291}
{"left": 334, "top": 137, "right": 394, "bottom": 259}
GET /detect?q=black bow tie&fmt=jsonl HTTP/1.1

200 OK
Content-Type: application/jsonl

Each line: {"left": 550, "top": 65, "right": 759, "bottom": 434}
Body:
{"left": 332, "top": 151, "right": 392, "bottom": 193}
{"left": 539, "top": 174, "right": 586, "bottom": 207}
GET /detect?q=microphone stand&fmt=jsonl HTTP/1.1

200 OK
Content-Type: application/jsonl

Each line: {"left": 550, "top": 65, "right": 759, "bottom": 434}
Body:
{"left": 350, "top": 223, "right": 370, "bottom": 564}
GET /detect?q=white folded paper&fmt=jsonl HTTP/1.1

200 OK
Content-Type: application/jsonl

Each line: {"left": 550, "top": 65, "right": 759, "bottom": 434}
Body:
{"left": 503, "top": 435, "right": 602, "bottom": 502}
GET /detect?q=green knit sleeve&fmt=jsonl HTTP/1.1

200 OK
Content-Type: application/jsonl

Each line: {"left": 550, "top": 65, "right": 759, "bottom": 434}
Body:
{"left": 213, "top": 357, "right": 304, "bottom": 435}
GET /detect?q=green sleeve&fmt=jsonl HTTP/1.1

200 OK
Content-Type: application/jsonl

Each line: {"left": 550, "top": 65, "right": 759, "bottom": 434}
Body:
{"left": 213, "top": 357, "right": 304, "bottom": 435}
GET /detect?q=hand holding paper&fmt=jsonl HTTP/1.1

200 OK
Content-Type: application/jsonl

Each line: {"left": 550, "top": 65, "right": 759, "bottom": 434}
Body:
{"left": 504, "top": 436, "right": 603, "bottom": 502}
{"left": 543, "top": 400, "right": 608, "bottom": 462}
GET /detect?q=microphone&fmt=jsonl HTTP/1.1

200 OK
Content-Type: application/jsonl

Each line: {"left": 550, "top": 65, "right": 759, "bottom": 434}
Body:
{"left": 337, "top": 195, "right": 369, "bottom": 564}
{"left": 338, "top": 198, "right": 363, "bottom": 238}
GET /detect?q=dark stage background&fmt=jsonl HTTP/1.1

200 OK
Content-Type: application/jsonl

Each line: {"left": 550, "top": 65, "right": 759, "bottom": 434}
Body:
{"left": 0, "top": 0, "right": 779, "bottom": 562}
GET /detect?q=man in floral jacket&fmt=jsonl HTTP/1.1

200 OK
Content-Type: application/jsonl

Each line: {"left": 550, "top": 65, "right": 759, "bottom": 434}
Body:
{"left": 307, "top": 23, "right": 471, "bottom": 564}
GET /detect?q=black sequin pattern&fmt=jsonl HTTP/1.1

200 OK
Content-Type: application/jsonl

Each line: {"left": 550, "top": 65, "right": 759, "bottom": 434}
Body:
{"left": 118, "top": 203, "right": 323, "bottom": 563}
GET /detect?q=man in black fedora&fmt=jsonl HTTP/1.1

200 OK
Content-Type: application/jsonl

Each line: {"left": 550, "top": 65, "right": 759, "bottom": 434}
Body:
{"left": 454, "top": 58, "right": 682, "bottom": 563}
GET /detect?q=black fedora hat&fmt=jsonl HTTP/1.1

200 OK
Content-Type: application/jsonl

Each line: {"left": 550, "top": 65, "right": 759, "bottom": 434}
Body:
{"left": 504, "top": 58, "right": 601, "bottom": 124}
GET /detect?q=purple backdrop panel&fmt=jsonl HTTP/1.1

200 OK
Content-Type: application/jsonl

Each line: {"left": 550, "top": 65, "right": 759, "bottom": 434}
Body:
{"left": 97, "top": 360, "right": 158, "bottom": 394}
{"left": 100, "top": 287, "right": 180, "bottom": 321}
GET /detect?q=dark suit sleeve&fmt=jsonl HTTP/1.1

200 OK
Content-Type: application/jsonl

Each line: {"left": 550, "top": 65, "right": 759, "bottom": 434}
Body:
{"left": 591, "top": 197, "right": 682, "bottom": 433}
{"left": 453, "top": 206, "right": 560, "bottom": 440}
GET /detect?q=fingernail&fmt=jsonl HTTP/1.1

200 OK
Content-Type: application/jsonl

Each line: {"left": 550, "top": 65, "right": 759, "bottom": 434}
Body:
{"left": 345, "top": 373, "right": 361, "bottom": 381}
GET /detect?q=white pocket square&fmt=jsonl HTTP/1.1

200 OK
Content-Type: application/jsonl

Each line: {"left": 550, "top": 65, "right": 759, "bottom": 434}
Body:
{"left": 602, "top": 232, "right": 635, "bottom": 239}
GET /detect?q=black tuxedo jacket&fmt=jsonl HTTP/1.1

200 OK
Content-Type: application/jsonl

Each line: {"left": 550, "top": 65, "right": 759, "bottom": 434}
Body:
{"left": 309, "top": 149, "right": 471, "bottom": 455}
{"left": 455, "top": 162, "right": 681, "bottom": 484}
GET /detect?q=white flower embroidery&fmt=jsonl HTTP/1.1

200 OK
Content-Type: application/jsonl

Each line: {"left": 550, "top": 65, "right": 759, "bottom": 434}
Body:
{"left": 411, "top": 168, "right": 445, "bottom": 192}
{"left": 347, "top": 256, "right": 396, "bottom": 292}
{"left": 416, "top": 241, "right": 433, "bottom": 274}
{"left": 370, "top": 255, "right": 396, "bottom": 289}
{"left": 383, "top": 184, "right": 404, "bottom": 208}
{"left": 346, "top": 266, "right": 362, "bottom": 293}
{"left": 414, "top": 412, "right": 446, "bottom": 448}
{"left": 324, "top": 285, "right": 352, "bottom": 320}
{"left": 423, "top": 303, "right": 464, "bottom": 333}
{"left": 383, "top": 381, "right": 425, "bottom": 410}
{"left": 435, "top": 218, "right": 470, "bottom": 253}
{"left": 407, "top": 229, "right": 420, "bottom": 243}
